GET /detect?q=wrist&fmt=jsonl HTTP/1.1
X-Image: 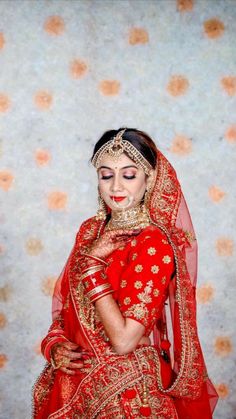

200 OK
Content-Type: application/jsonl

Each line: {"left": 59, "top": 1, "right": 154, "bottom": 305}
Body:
{"left": 43, "top": 335, "right": 68, "bottom": 363}
{"left": 80, "top": 252, "right": 108, "bottom": 269}
{"left": 81, "top": 268, "right": 113, "bottom": 303}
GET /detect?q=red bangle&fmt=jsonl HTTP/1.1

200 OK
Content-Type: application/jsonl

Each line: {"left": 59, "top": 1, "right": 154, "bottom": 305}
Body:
{"left": 81, "top": 269, "right": 113, "bottom": 303}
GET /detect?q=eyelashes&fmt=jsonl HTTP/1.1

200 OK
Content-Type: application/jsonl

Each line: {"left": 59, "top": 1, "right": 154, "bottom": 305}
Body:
{"left": 101, "top": 175, "right": 136, "bottom": 180}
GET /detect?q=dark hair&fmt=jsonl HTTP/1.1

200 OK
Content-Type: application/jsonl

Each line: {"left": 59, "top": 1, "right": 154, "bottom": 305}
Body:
{"left": 91, "top": 128, "right": 158, "bottom": 169}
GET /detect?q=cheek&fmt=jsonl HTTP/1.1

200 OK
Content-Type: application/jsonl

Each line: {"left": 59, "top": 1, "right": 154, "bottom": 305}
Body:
{"left": 98, "top": 181, "right": 109, "bottom": 200}
{"left": 131, "top": 179, "right": 147, "bottom": 198}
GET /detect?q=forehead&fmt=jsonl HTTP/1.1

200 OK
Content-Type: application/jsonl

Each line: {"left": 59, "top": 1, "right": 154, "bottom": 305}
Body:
{"left": 98, "top": 152, "right": 138, "bottom": 169}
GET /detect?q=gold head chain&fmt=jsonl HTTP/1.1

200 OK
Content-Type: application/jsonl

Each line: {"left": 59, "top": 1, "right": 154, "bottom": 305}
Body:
{"left": 91, "top": 129, "right": 152, "bottom": 175}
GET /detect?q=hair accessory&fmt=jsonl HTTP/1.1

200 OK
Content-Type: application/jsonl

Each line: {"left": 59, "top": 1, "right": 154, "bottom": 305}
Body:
{"left": 92, "top": 129, "right": 152, "bottom": 175}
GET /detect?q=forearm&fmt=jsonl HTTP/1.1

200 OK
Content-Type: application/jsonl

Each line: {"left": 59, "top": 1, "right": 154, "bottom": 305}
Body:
{"left": 95, "top": 295, "right": 145, "bottom": 355}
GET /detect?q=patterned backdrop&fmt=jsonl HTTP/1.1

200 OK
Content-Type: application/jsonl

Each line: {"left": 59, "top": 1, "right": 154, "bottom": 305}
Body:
{"left": 0, "top": 0, "right": 235, "bottom": 418}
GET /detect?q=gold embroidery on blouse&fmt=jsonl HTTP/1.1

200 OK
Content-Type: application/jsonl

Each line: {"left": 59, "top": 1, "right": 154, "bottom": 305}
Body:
{"left": 124, "top": 297, "right": 131, "bottom": 305}
{"left": 137, "top": 280, "right": 153, "bottom": 304}
{"left": 120, "top": 260, "right": 125, "bottom": 267}
{"left": 161, "top": 276, "right": 167, "bottom": 284}
{"left": 153, "top": 289, "right": 160, "bottom": 297}
{"left": 121, "top": 279, "right": 127, "bottom": 288}
{"left": 135, "top": 264, "right": 143, "bottom": 273}
{"left": 151, "top": 265, "right": 159, "bottom": 274}
{"left": 134, "top": 280, "right": 143, "bottom": 289}
{"left": 124, "top": 304, "right": 147, "bottom": 321}
{"left": 163, "top": 255, "right": 171, "bottom": 264}
{"left": 151, "top": 307, "right": 156, "bottom": 315}
{"left": 147, "top": 247, "right": 157, "bottom": 256}
{"left": 132, "top": 252, "right": 138, "bottom": 260}
{"left": 123, "top": 280, "right": 153, "bottom": 325}
{"left": 118, "top": 245, "right": 125, "bottom": 251}
{"left": 162, "top": 239, "right": 168, "bottom": 244}
{"left": 131, "top": 239, "right": 137, "bottom": 247}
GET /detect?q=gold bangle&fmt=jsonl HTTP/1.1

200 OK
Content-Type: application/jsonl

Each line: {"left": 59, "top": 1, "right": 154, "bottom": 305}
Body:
{"left": 80, "top": 252, "right": 108, "bottom": 266}
{"left": 87, "top": 283, "right": 111, "bottom": 299}
{"left": 80, "top": 264, "right": 104, "bottom": 275}
{"left": 80, "top": 266, "right": 104, "bottom": 281}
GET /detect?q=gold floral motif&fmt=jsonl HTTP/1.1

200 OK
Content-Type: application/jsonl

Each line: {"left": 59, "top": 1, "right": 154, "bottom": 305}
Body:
{"left": 137, "top": 280, "right": 153, "bottom": 304}
{"left": 147, "top": 247, "right": 157, "bottom": 256}
{"left": 162, "top": 239, "right": 168, "bottom": 244}
{"left": 121, "top": 279, "right": 127, "bottom": 288}
{"left": 162, "top": 255, "right": 171, "bottom": 264}
{"left": 151, "top": 265, "right": 159, "bottom": 274}
{"left": 124, "top": 304, "right": 147, "bottom": 322}
{"left": 120, "top": 260, "right": 125, "bottom": 267}
{"left": 134, "top": 281, "right": 143, "bottom": 289}
{"left": 151, "top": 307, "right": 156, "bottom": 316}
{"left": 131, "top": 239, "right": 137, "bottom": 247}
{"left": 124, "top": 297, "right": 131, "bottom": 305}
{"left": 134, "top": 264, "right": 143, "bottom": 273}
{"left": 123, "top": 281, "right": 153, "bottom": 326}
{"left": 161, "top": 276, "right": 167, "bottom": 284}
{"left": 131, "top": 252, "right": 138, "bottom": 260}
{"left": 118, "top": 246, "right": 125, "bottom": 251}
{"left": 153, "top": 289, "right": 160, "bottom": 297}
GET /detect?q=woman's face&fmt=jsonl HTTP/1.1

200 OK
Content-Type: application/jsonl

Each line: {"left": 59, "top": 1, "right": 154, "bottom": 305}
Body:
{"left": 97, "top": 153, "right": 148, "bottom": 212}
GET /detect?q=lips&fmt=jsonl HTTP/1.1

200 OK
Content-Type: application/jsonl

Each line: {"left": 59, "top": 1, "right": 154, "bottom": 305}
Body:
{"left": 110, "top": 196, "right": 126, "bottom": 202}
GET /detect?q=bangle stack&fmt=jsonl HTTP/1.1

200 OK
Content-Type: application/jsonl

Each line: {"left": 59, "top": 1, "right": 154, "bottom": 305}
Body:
{"left": 80, "top": 258, "right": 113, "bottom": 303}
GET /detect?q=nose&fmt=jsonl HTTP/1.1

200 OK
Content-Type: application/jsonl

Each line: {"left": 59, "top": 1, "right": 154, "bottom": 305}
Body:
{"left": 111, "top": 174, "right": 123, "bottom": 192}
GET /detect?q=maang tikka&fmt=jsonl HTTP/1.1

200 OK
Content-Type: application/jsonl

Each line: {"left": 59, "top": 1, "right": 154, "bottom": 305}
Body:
{"left": 92, "top": 129, "right": 152, "bottom": 175}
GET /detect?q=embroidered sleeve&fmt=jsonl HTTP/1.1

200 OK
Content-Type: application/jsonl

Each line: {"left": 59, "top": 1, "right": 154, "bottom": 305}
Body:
{"left": 117, "top": 230, "right": 175, "bottom": 331}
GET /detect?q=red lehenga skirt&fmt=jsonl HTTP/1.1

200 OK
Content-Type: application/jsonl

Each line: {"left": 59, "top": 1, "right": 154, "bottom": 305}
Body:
{"left": 33, "top": 344, "right": 181, "bottom": 419}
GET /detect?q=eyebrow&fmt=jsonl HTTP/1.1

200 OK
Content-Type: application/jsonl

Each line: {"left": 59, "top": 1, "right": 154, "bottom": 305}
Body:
{"left": 98, "top": 165, "right": 138, "bottom": 170}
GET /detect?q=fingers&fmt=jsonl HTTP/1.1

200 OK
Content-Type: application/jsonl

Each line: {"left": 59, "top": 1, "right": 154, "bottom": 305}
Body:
{"left": 60, "top": 366, "right": 75, "bottom": 375}
{"left": 106, "top": 228, "right": 141, "bottom": 240}
{"left": 68, "top": 361, "right": 84, "bottom": 369}
{"left": 61, "top": 342, "right": 79, "bottom": 350}
{"left": 59, "top": 360, "right": 85, "bottom": 375}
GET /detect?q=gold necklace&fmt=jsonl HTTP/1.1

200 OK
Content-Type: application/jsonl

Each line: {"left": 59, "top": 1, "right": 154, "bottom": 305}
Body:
{"left": 106, "top": 204, "right": 151, "bottom": 231}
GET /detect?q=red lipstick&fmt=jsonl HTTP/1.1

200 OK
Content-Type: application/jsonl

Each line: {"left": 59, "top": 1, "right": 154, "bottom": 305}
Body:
{"left": 110, "top": 196, "right": 126, "bottom": 202}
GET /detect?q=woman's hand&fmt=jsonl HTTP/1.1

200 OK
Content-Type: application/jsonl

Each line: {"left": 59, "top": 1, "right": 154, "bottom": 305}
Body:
{"left": 50, "top": 341, "right": 90, "bottom": 375}
{"left": 88, "top": 228, "right": 140, "bottom": 260}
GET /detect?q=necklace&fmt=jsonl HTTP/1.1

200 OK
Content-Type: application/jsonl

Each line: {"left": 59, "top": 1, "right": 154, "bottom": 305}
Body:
{"left": 105, "top": 204, "right": 151, "bottom": 231}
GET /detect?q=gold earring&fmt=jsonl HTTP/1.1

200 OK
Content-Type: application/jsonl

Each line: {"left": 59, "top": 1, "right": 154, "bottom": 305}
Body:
{"left": 96, "top": 191, "right": 107, "bottom": 221}
{"left": 143, "top": 182, "right": 152, "bottom": 209}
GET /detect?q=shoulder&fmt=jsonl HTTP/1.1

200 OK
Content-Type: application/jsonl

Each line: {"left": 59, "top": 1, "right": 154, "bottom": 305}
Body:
{"left": 136, "top": 224, "right": 171, "bottom": 248}
{"left": 130, "top": 225, "right": 174, "bottom": 260}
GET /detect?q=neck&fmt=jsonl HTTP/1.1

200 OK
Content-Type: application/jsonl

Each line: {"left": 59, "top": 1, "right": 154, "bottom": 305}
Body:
{"left": 106, "top": 203, "right": 151, "bottom": 231}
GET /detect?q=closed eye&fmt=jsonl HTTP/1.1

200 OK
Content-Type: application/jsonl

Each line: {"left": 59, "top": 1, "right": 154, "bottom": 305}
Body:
{"left": 124, "top": 175, "right": 136, "bottom": 179}
{"left": 101, "top": 175, "right": 136, "bottom": 180}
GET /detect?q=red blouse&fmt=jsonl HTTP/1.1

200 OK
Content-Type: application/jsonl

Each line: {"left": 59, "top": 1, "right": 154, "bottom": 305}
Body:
{"left": 105, "top": 225, "right": 175, "bottom": 336}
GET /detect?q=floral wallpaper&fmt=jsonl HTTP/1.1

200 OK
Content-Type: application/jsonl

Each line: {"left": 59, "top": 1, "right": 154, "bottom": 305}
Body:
{"left": 0, "top": 0, "right": 235, "bottom": 418}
